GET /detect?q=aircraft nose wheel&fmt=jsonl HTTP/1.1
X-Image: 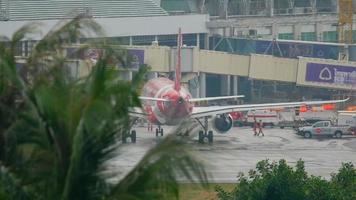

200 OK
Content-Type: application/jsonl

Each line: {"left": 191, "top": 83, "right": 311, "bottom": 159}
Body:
{"left": 198, "top": 130, "right": 214, "bottom": 143}
{"left": 122, "top": 130, "right": 137, "bottom": 143}
{"left": 196, "top": 117, "right": 214, "bottom": 144}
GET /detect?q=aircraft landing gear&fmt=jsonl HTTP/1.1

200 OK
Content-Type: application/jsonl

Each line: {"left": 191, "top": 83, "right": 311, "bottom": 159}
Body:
{"left": 196, "top": 117, "right": 214, "bottom": 143}
{"left": 122, "top": 130, "right": 137, "bottom": 143}
{"left": 155, "top": 125, "right": 164, "bottom": 137}
{"left": 123, "top": 118, "right": 138, "bottom": 143}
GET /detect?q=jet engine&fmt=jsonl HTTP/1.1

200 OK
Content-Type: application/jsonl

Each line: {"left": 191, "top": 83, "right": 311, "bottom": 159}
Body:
{"left": 212, "top": 114, "right": 233, "bottom": 133}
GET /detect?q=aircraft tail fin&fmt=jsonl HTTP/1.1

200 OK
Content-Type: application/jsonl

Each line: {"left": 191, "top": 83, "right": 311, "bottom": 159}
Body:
{"left": 174, "top": 28, "right": 182, "bottom": 92}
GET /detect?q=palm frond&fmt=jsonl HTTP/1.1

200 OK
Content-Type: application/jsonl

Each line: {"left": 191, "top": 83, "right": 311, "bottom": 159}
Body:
{"left": 60, "top": 53, "right": 142, "bottom": 199}
{"left": 0, "top": 165, "right": 29, "bottom": 200}
{"left": 11, "top": 22, "right": 41, "bottom": 51}
{"left": 28, "top": 16, "right": 103, "bottom": 63}
{"left": 1, "top": 15, "right": 208, "bottom": 200}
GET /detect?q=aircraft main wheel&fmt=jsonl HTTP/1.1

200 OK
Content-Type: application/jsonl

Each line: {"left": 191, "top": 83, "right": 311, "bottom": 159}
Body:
{"left": 208, "top": 130, "right": 213, "bottom": 143}
{"left": 160, "top": 129, "right": 163, "bottom": 136}
{"left": 131, "top": 130, "right": 136, "bottom": 143}
{"left": 198, "top": 131, "right": 204, "bottom": 143}
{"left": 155, "top": 128, "right": 159, "bottom": 137}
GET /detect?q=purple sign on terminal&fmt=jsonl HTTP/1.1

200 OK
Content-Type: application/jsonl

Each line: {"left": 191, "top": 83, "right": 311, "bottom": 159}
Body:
{"left": 128, "top": 49, "right": 144, "bottom": 70}
{"left": 305, "top": 62, "right": 356, "bottom": 85}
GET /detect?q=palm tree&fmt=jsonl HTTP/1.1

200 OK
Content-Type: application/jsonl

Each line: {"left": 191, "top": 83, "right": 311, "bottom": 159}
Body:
{"left": 0, "top": 16, "right": 207, "bottom": 200}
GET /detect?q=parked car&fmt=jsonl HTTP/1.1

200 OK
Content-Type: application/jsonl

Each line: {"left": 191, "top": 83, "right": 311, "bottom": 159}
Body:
{"left": 297, "top": 121, "right": 349, "bottom": 139}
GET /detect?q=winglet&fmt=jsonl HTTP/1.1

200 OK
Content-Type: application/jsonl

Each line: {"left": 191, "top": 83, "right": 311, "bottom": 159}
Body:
{"left": 174, "top": 28, "right": 182, "bottom": 92}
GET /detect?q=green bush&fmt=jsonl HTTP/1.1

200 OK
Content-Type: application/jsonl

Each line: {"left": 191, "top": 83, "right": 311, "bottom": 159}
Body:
{"left": 216, "top": 160, "right": 356, "bottom": 200}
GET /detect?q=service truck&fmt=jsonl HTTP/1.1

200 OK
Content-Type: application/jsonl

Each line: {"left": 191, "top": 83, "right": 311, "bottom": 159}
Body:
{"left": 246, "top": 110, "right": 278, "bottom": 127}
{"left": 337, "top": 112, "right": 356, "bottom": 126}
{"left": 297, "top": 121, "right": 349, "bottom": 139}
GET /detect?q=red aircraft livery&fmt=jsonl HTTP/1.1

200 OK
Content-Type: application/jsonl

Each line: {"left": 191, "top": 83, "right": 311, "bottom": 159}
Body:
{"left": 128, "top": 28, "right": 349, "bottom": 143}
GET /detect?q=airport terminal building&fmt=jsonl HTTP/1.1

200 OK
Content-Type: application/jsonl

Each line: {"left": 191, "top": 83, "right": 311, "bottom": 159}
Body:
{"left": 1, "top": 0, "right": 356, "bottom": 104}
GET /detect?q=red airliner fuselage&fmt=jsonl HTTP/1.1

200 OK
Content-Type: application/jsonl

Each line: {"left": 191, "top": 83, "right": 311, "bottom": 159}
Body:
{"left": 142, "top": 77, "right": 193, "bottom": 125}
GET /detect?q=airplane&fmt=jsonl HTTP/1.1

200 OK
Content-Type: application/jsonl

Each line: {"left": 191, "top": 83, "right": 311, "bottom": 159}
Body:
{"left": 126, "top": 28, "right": 349, "bottom": 143}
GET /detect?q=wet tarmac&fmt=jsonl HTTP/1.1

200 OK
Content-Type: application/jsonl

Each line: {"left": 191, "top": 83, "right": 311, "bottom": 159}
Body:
{"left": 105, "top": 126, "right": 356, "bottom": 183}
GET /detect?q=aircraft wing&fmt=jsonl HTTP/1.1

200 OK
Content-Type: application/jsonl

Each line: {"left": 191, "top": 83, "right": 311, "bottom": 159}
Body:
{"left": 190, "top": 98, "right": 349, "bottom": 118}
{"left": 189, "top": 95, "right": 244, "bottom": 102}
{"left": 128, "top": 107, "right": 147, "bottom": 118}
{"left": 139, "top": 97, "right": 169, "bottom": 102}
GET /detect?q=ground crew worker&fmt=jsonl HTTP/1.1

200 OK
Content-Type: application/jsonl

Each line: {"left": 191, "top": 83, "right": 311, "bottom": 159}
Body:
{"left": 148, "top": 122, "right": 153, "bottom": 132}
{"left": 253, "top": 120, "right": 258, "bottom": 136}
{"left": 257, "top": 120, "right": 264, "bottom": 136}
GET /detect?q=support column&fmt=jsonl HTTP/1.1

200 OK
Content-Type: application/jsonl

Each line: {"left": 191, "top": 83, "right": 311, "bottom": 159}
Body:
{"left": 272, "top": 23, "right": 278, "bottom": 39}
{"left": 121, "top": 70, "right": 133, "bottom": 81}
{"left": 127, "top": 71, "right": 133, "bottom": 81}
{"left": 196, "top": 33, "right": 200, "bottom": 47}
{"left": 267, "top": 0, "right": 274, "bottom": 17}
{"left": 129, "top": 36, "right": 133, "bottom": 46}
{"left": 315, "top": 22, "right": 323, "bottom": 42}
{"left": 331, "top": 0, "right": 339, "bottom": 13}
{"left": 250, "top": 79, "right": 255, "bottom": 102}
{"left": 293, "top": 24, "right": 301, "bottom": 40}
{"left": 243, "top": 0, "right": 250, "bottom": 15}
{"left": 233, "top": 75, "right": 238, "bottom": 95}
{"left": 219, "top": 0, "right": 228, "bottom": 19}
{"left": 310, "top": 0, "right": 317, "bottom": 14}
{"left": 220, "top": 75, "right": 230, "bottom": 96}
{"left": 204, "top": 33, "right": 209, "bottom": 50}
{"left": 199, "top": 72, "right": 206, "bottom": 98}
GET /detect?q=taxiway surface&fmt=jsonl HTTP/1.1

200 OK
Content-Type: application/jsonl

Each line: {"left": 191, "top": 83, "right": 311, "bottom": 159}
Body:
{"left": 106, "top": 126, "right": 356, "bottom": 183}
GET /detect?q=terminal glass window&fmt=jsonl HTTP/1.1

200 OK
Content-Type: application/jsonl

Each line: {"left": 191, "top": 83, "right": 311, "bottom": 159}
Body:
{"left": 132, "top": 35, "right": 156, "bottom": 45}
{"left": 278, "top": 33, "right": 294, "bottom": 40}
{"left": 316, "top": 0, "right": 333, "bottom": 12}
{"left": 294, "top": 0, "right": 311, "bottom": 7}
{"left": 352, "top": 30, "right": 356, "bottom": 43}
{"left": 199, "top": 33, "right": 206, "bottom": 49}
{"left": 323, "top": 31, "right": 338, "bottom": 43}
{"left": 182, "top": 34, "right": 197, "bottom": 46}
{"left": 158, "top": 34, "right": 177, "bottom": 47}
{"left": 301, "top": 32, "right": 317, "bottom": 41}
{"left": 107, "top": 37, "right": 130, "bottom": 45}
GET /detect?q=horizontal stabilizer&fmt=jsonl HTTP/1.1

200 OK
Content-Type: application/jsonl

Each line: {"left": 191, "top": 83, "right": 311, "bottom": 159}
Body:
{"left": 189, "top": 95, "right": 245, "bottom": 102}
{"left": 139, "top": 97, "right": 170, "bottom": 102}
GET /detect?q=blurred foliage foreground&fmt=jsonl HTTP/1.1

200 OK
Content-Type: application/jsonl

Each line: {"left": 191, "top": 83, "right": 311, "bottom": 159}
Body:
{"left": 0, "top": 16, "right": 207, "bottom": 200}
{"left": 216, "top": 159, "right": 356, "bottom": 200}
